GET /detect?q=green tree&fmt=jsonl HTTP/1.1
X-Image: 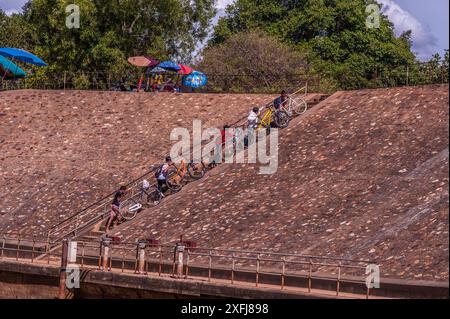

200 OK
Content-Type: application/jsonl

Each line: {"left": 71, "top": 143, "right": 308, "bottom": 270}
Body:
{"left": 210, "top": 0, "right": 416, "bottom": 89}
{"left": 0, "top": 9, "right": 34, "bottom": 49}
{"left": 197, "top": 31, "right": 321, "bottom": 93}
{"left": 22, "top": 0, "right": 216, "bottom": 75}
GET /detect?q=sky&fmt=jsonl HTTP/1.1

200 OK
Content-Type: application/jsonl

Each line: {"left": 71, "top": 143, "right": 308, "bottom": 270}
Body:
{"left": 1, "top": 0, "right": 448, "bottom": 60}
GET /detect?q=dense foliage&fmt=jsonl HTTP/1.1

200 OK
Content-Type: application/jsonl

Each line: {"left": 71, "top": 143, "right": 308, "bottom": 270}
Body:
{"left": 208, "top": 0, "right": 421, "bottom": 90}
{"left": 197, "top": 31, "right": 314, "bottom": 93}
{"left": 0, "top": 0, "right": 448, "bottom": 91}
{"left": 1, "top": 0, "right": 216, "bottom": 87}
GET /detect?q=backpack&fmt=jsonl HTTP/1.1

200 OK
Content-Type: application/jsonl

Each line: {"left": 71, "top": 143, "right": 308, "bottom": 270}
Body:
{"left": 154, "top": 164, "right": 164, "bottom": 179}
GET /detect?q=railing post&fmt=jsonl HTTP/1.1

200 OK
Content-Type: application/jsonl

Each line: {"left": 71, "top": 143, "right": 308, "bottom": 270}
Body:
{"left": 158, "top": 246, "right": 163, "bottom": 276}
{"left": 136, "top": 240, "right": 147, "bottom": 274}
{"left": 281, "top": 258, "right": 285, "bottom": 290}
{"left": 46, "top": 236, "right": 51, "bottom": 264}
{"left": 121, "top": 250, "right": 125, "bottom": 273}
{"left": 81, "top": 242, "right": 85, "bottom": 268}
{"left": 231, "top": 253, "right": 235, "bottom": 284}
{"left": 31, "top": 236, "right": 36, "bottom": 262}
{"left": 176, "top": 243, "right": 185, "bottom": 278}
{"left": 101, "top": 237, "right": 112, "bottom": 271}
{"left": 16, "top": 236, "right": 21, "bottom": 261}
{"left": 208, "top": 250, "right": 212, "bottom": 282}
{"left": 97, "top": 241, "right": 102, "bottom": 269}
{"left": 58, "top": 239, "right": 69, "bottom": 299}
{"left": 1, "top": 235, "right": 5, "bottom": 259}
{"left": 256, "top": 254, "right": 260, "bottom": 287}
{"left": 185, "top": 249, "right": 190, "bottom": 279}
{"left": 308, "top": 258, "right": 313, "bottom": 293}
{"left": 336, "top": 261, "right": 341, "bottom": 296}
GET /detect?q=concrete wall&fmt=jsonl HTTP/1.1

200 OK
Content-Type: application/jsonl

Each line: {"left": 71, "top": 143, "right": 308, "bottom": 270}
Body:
{"left": 0, "top": 260, "right": 326, "bottom": 299}
{"left": 0, "top": 260, "right": 448, "bottom": 299}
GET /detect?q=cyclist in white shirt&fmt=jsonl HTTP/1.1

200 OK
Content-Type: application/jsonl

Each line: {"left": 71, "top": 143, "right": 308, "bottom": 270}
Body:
{"left": 155, "top": 156, "right": 173, "bottom": 195}
{"left": 247, "top": 107, "right": 260, "bottom": 129}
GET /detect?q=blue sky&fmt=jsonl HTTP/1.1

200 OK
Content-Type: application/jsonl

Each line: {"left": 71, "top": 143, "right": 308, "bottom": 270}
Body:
{"left": 1, "top": 0, "right": 448, "bottom": 60}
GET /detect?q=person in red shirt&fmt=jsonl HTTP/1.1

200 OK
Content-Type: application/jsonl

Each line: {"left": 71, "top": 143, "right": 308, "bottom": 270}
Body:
{"left": 213, "top": 125, "right": 234, "bottom": 164}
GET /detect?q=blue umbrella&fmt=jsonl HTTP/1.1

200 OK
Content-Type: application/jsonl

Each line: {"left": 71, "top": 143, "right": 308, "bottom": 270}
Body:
{"left": 158, "top": 61, "right": 181, "bottom": 72}
{"left": 182, "top": 71, "right": 208, "bottom": 88}
{"left": 148, "top": 66, "right": 167, "bottom": 74}
{"left": 0, "top": 55, "right": 26, "bottom": 79}
{"left": 0, "top": 48, "right": 48, "bottom": 66}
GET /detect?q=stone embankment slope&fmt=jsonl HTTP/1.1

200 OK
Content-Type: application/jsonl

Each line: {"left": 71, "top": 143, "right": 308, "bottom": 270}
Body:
{"left": 113, "top": 85, "right": 449, "bottom": 281}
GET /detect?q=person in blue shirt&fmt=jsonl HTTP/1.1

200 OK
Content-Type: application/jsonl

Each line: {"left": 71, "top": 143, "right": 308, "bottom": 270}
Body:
{"left": 273, "top": 90, "right": 289, "bottom": 110}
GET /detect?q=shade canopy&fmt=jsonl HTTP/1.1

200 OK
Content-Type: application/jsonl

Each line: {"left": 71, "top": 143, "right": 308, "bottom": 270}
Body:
{"left": 0, "top": 55, "right": 26, "bottom": 79}
{"left": 128, "top": 56, "right": 159, "bottom": 68}
{"left": 0, "top": 48, "right": 47, "bottom": 66}
{"left": 182, "top": 71, "right": 207, "bottom": 88}
{"left": 147, "top": 66, "right": 167, "bottom": 74}
{"left": 158, "top": 61, "right": 181, "bottom": 72}
{"left": 177, "top": 64, "right": 193, "bottom": 75}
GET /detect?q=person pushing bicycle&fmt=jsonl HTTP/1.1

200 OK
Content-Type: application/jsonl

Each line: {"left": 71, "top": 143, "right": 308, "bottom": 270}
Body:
{"left": 273, "top": 90, "right": 289, "bottom": 110}
{"left": 247, "top": 106, "right": 261, "bottom": 129}
{"left": 155, "top": 156, "right": 174, "bottom": 195}
{"left": 105, "top": 185, "right": 127, "bottom": 233}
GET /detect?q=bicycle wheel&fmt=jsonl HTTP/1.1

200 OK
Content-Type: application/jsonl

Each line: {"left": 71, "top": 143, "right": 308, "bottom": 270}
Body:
{"left": 290, "top": 97, "right": 308, "bottom": 115}
{"left": 188, "top": 161, "right": 206, "bottom": 180}
{"left": 274, "top": 110, "right": 290, "bottom": 128}
{"left": 148, "top": 189, "right": 163, "bottom": 206}
{"left": 120, "top": 198, "right": 140, "bottom": 221}
{"left": 166, "top": 167, "right": 183, "bottom": 192}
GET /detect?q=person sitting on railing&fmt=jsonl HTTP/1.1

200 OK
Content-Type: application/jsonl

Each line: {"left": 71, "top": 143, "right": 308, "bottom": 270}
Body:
{"left": 273, "top": 90, "right": 289, "bottom": 110}
{"left": 105, "top": 185, "right": 127, "bottom": 234}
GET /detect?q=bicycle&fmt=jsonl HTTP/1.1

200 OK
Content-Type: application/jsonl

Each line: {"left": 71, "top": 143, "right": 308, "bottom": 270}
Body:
{"left": 165, "top": 159, "right": 207, "bottom": 192}
{"left": 258, "top": 104, "right": 290, "bottom": 129}
{"left": 282, "top": 96, "right": 308, "bottom": 117}
{"left": 119, "top": 181, "right": 165, "bottom": 221}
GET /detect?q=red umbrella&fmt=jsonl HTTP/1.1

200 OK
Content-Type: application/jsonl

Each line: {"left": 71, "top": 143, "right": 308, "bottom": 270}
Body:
{"left": 128, "top": 56, "right": 159, "bottom": 67}
{"left": 127, "top": 56, "right": 160, "bottom": 92}
{"left": 178, "top": 64, "right": 193, "bottom": 75}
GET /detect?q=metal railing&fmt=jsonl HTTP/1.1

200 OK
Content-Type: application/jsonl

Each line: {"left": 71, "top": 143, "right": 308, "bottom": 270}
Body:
{"left": 0, "top": 234, "right": 60, "bottom": 265}
{"left": 0, "top": 234, "right": 377, "bottom": 298}
{"left": 47, "top": 168, "right": 159, "bottom": 243}
{"left": 1, "top": 61, "right": 448, "bottom": 94}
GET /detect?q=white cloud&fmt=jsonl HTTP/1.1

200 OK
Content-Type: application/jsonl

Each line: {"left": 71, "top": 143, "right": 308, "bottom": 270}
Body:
{"left": 217, "top": 0, "right": 235, "bottom": 9}
{"left": 0, "top": 0, "right": 28, "bottom": 12}
{"left": 378, "top": 0, "right": 438, "bottom": 60}
{"left": 4, "top": 9, "right": 18, "bottom": 16}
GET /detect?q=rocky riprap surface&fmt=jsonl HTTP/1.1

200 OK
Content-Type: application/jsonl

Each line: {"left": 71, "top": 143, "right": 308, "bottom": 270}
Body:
{"left": 0, "top": 90, "right": 282, "bottom": 236}
{"left": 113, "top": 85, "right": 449, "bottom": 281}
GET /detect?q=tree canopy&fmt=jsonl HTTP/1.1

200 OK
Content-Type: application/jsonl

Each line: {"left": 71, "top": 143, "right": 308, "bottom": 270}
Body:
{"left": 2, "top": 0, "right": 216, "bottom": 76}
{"left": 198, "top": 31, "right": 314, "bottom": 92}
{"left": 0, "top": 1, "right": 447, "bottom": 91}
{"left": 210, "top": 0, "right": 417, "bottom": 89}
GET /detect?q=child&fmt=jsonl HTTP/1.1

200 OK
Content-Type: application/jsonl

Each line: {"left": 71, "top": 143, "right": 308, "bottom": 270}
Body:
{"left": 247, "top": 107, "right": 260, "bottom": 129}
